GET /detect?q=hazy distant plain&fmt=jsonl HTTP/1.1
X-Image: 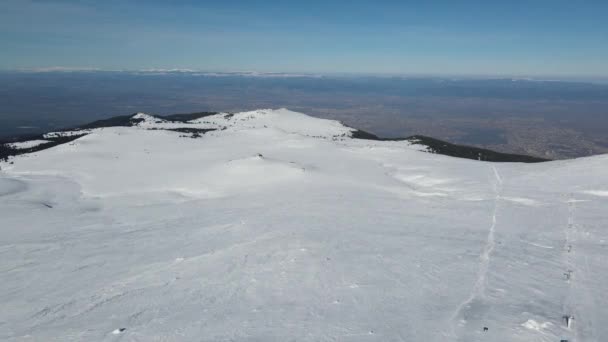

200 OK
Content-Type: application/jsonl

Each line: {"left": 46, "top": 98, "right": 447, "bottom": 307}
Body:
{"left": 1, "top": 71, "right": 607, "bottom": 159}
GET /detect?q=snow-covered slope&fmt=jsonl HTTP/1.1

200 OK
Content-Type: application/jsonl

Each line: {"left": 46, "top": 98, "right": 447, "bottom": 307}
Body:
{"left": 1, "top": 109, "right": 607, "bottom": 341}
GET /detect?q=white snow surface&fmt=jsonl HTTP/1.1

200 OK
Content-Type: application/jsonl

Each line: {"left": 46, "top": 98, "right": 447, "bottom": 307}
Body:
{"left": 1, "top": 109, "right": 607, "bottom": 341}
{"left": 4, "top": 140, "right": 51, "bottom": 149}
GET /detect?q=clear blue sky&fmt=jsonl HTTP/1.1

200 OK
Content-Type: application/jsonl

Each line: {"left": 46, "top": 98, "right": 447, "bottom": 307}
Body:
{"left": 1, "top": 0, "right": 607, "bottom": 77}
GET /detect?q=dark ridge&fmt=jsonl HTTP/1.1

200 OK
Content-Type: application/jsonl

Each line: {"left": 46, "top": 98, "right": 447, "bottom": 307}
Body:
{"left": 1, "top": 134, "right": 87, "bottom": 162}
{"left": 0, "top": 132, "right": 50, "bottom": 145}
{"left": 350, "top": 129, "right": 549, "bottom": 163}
{"left": 406, "top": 135, "right": 549, "bottom": 163}
{"left": 80, "top": 112, "right": 218, "bottom": 129}
{"left": 350, "top": 129, "right": 381, "bottom": 140}
{"left": 0, "top": 112, "right": 218, "bottom": 162}
{"left": 165, "top": 128, "right": 216, "bottom": 134}
{"left": 77, "top": 112, "right": 219, "bottom": 130}
{"left": 79, "top": 115, "right": 144, "bottom": 129}
{"left": 0, "top": 114, "right": 144, "bottom": 146}
{"left": 160, "top": 112, "right": 217, "bottom": 122}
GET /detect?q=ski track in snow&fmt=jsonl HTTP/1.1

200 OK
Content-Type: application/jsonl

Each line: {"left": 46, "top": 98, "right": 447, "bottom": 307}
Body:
{"left": 562, "top": 195, "right": 576, "bottom": 341}
{"left": 449, "top": 165, "right": 502, "bottom": 340}
{"left": 563, "top": 195, "right": 598, "bottom": 342}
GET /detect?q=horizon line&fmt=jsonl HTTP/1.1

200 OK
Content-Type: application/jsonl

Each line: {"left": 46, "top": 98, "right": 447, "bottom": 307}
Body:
{"left": 1, "top": 67, "right": 607, "bottom": 84}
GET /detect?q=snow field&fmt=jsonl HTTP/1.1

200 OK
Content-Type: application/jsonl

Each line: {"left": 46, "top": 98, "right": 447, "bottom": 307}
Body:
{"left": 1, "top": 109, "right": 607, "bottom": 341}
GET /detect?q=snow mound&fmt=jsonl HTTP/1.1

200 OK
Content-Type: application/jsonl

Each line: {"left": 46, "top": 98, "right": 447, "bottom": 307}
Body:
{"left": 203, "top": 154, "right": 306, "bottom": 192}
{"left": 501, "top": 196, "right": 541, "bottom": 206}
{"left": 521, "top": 319, "right": 552, "bottom": 331}
{"left": 131, "top": 112, "right": 158, "bottom": 121}
{"left": 191, "top": 108, "right": 355, "bottom": 138}
{"left": 0, "top": 177, "right": 26, "bottom": 196}
{"left": 582, "top": 190, "right": 608, "bottom": 197}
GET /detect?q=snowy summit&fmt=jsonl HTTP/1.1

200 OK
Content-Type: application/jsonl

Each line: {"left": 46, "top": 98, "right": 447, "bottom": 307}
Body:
{"left": 1, "top": 109, "right": 607, "bottom": 341}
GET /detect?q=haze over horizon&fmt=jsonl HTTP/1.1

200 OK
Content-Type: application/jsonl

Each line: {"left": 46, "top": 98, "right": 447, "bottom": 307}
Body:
{"left": 1, "top": 0, "right": 607, "bottom": 79}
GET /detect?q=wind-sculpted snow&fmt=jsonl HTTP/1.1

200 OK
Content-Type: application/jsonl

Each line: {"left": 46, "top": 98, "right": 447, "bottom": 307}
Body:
{"left": 4, "top": 140, "right": 51, "bottom": 150}
{"left": 0, "top": 109, "right": 607, "bottom": 341}
{"left": 0, "top": 178, "right": 26, "bottom": 197}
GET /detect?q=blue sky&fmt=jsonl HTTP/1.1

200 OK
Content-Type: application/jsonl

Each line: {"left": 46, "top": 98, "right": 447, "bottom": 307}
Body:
{"left": 1, "top": 0, "right": 607, "bottom": 77}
